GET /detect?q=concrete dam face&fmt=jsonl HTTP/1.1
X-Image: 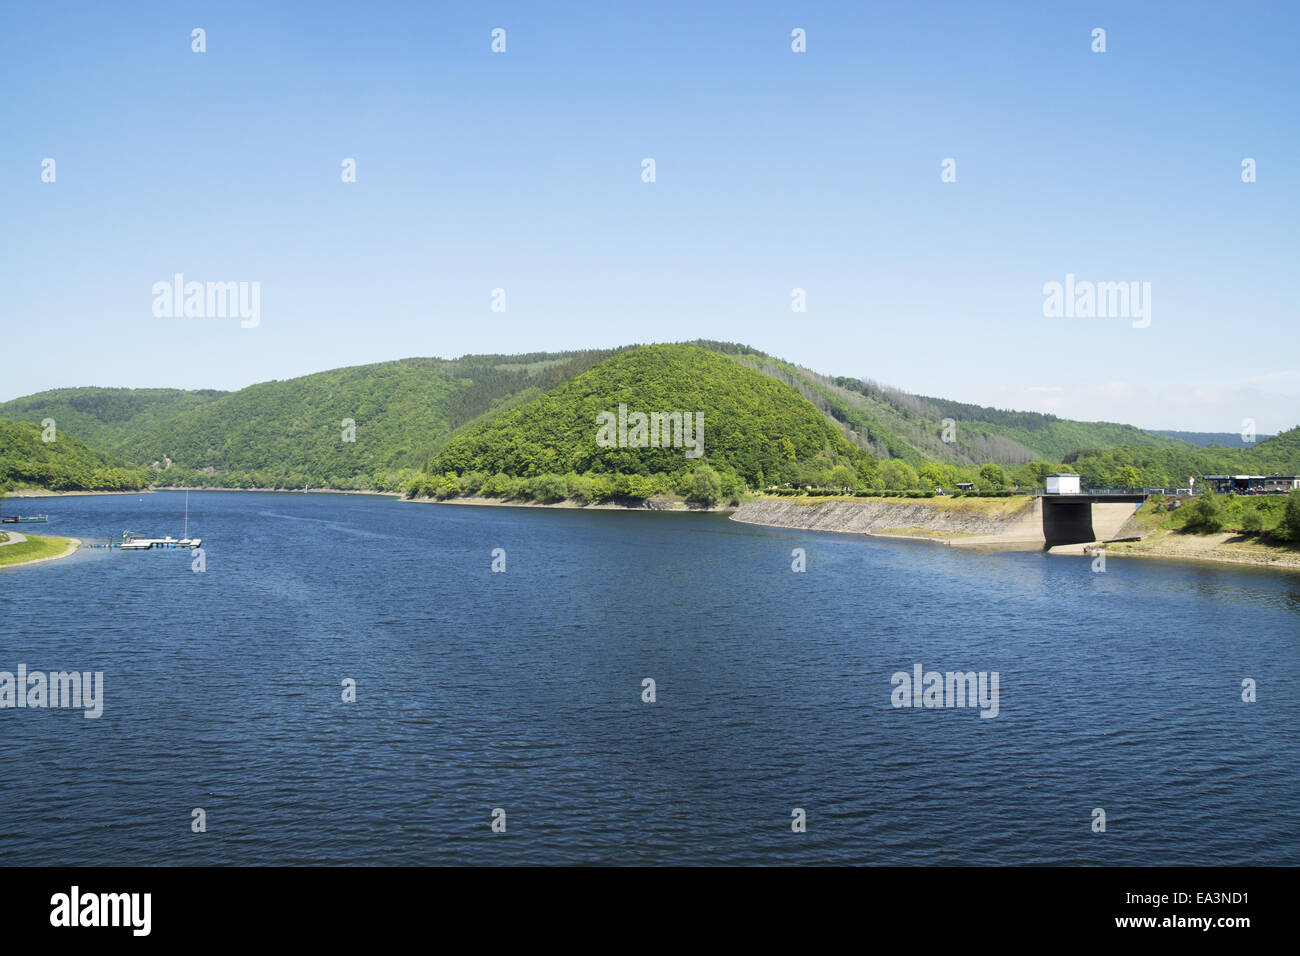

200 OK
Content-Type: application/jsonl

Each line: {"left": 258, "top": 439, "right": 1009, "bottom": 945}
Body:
{"left": 729, "top": 495, "right": 1142, "bottom": 551}
{"left": 1041, "top": 499, "right": 1095, "bottom": 547}
{"left": 1041, "top": 497, "right": 1143, "bottom": 547}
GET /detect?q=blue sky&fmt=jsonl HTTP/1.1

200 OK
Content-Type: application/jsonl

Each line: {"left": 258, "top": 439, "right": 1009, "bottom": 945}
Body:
{"left": 3, "top": 1, "right": 1297, "bottom": 432}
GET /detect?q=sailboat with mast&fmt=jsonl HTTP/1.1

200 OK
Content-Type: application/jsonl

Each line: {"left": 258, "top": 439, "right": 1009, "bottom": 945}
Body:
{"left": 178, "top": 490, "right": 201, "bottom": 548}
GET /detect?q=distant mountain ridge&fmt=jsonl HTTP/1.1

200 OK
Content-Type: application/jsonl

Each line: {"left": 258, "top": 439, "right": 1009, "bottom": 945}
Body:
{"left": 683, "top": 340, "right": 1185, "bottom": 466}
{"left": 1149, "top": 430, "right": 1276, "bottom": 449}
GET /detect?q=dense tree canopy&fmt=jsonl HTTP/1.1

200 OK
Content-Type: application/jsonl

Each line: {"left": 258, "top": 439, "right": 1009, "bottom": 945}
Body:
{"left": 0, "top": 420, "right": 150, "bottom": 492}
{"left": 2, "top": 342, "right": 1296, "bottom": 498}
{"left": 429, "top": 345, "right": 874, "bottom": 490}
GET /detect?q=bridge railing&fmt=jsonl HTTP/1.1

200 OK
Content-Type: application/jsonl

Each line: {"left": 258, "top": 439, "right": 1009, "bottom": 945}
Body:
{"left": 1026, "top": 488, "right": 1154, "bottom": 497}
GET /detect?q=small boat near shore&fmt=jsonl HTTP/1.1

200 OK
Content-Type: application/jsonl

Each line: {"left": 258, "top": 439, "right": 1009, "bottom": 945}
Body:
{"left": 1, "top": 514, "right": 48, "bottom": 523}
{"left": 117, "top": 493, "right": 201, "bottom": 549}
{"left": 119, "top": 532, "right": 201, "bottom": 550}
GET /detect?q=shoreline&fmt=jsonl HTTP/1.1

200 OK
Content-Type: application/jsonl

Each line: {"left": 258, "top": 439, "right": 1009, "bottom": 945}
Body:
{"left": 152, "top": 486, "right": 404, "bottom": 497}
{"left": 1098, "top": 529, "right": 1300, "bottom": 573}
{"left": 1095, "top": 547, "right": 1300, "bottom": 573}
{"left": 8, "top": 487, "right": 405, "bottom": 498}
{"left": 0, "top": 536, "right": 82, "bottom": 571}
{"left": 730, "top": 495, "right": 1300, "bottom": 572}
{"left": 404, "top": 494, "right": 735, "bottom": 513}
{"left": 10, "top": 486, "right": 1297, "bottom": 574}
{"left": 5, "top": 488, "right": 147, "bottom": 498}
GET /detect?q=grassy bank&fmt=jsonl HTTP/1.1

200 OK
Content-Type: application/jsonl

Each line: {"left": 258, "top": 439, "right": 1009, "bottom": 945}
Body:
{"left": 1099, "top": 492, "right": 1300, "bottom": 571}
{"left": 0, "top": 534, "right": 78, "bottom": 568}
{"left": 1123, "top": 492, "right": 1300, "bottom": 540}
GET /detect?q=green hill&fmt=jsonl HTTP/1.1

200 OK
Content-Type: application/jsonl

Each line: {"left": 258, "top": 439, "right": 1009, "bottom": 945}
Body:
{"left": 676, "top": 340, "right": 1186, "bottom": 466}
{"left": 0, "top": 351, "right": 627, "bottom": 490}
{"left": 0, "top": 419, "right": 151, "bottom": 492}
{"left": 3, "top": 341, "right": 1295, "bottom": 494}
{"left": 0, "top": 387, "right": 226, "bottom": 454}
{"left": 431, "top": 344, "right": 872, "bottom": 492}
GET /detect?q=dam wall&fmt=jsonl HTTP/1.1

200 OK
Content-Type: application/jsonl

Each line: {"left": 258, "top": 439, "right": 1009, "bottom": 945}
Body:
{"left": 731, "top": 495, "right": 1142, "bottom": 551}
{"left": 730, "top": 496, "right": 1045, "bottom": 547}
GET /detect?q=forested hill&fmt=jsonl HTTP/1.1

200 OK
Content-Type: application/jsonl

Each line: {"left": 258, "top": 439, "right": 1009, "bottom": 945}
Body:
{"left": 676, "top": 340, "right": 1186, "bottom": 466}
{"left": 0, "top": 420, "right": 151, "bottom": 492}
{"left": 0, "top": 351, "right": 627, "bottom": 490}
{"left": 430, "top": 344, "right": 872, "bottom": 490}
{"left": 0, "top": 387, "right": 227, "bottom": 454}
{"left": 2, "top": 341, "right": 1296, "bottom": 493}
{"left": 1060, "top": 425, "right": 1300, "bottom": 489}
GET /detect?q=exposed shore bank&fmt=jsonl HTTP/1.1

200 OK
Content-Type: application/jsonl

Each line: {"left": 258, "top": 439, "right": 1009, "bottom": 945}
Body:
{"left": 9, "top": 487, "right": 406, "bottom": 498}
{"left": 1097, "top": 528, "right": 1300, "bottom": 572}
{"left": 4, "top": 488, "right": 146, "bottom": 498}
{"left": 731, "top": 494, "right": 1300, "bottom": 572}
{"left": 404, "top": 494, "right": 734, "bottom": 513}
{"left": 153, "top": 486, "right": 403, "bottom": 497}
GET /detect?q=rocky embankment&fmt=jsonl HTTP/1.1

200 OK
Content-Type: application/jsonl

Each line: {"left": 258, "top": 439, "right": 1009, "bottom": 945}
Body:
{"left": 730, "top": 496, "right": 1045, "bottom": 548}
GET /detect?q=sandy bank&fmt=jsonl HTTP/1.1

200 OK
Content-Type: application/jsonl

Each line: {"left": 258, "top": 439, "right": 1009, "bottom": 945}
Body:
{"left": 1098, "top": 528, "right": 1300, "bottom": 572}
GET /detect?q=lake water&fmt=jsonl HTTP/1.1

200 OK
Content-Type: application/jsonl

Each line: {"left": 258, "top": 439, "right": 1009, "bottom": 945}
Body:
{"left": 1, "top": 491, "right": 1297, "bottom": 865}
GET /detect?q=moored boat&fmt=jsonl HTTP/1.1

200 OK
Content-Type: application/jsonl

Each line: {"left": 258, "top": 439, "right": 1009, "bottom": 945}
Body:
{"left": 119, "top": 532, "right": 201, "bottom": 550}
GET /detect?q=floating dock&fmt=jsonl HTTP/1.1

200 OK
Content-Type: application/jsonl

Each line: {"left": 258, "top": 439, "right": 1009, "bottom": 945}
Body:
{"left": 89, "top": 532, "right": 201, "bottom": 550}
{"left": 119, "top": 534, "right": 201, "bottom": 550}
